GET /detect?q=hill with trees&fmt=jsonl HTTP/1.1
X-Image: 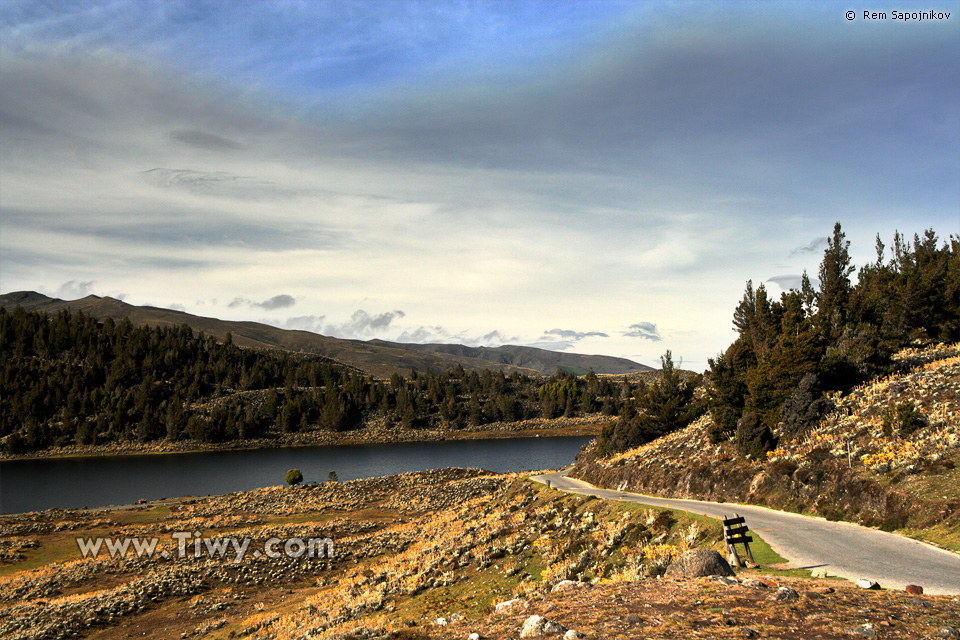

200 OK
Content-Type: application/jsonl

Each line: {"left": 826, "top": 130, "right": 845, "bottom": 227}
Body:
{"left": 0, "top": 292, "right": 650, "bottom": 378}
{"left": 0, "top": 307, "right": 648, "bottom": 455}
{"left": 572, "top": 224, "right": 960, "bottom": 541}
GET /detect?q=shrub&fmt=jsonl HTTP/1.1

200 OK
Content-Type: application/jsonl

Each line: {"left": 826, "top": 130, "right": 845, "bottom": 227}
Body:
{"left": 734, "top": 412, "right": 776, "bottom": 458}
{"left": 779, "top": 373, "right": 834, "bottom": 438}
{"left": 881, "top": 401, "right": 925, "bottom": 439}
{"left": 285, "top": 468, "right": 303, "bottom": 486}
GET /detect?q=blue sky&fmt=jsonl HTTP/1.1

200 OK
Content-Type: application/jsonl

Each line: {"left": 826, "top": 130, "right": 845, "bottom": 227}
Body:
{"left": 1, "top": 1, "right": 958, "bottom": 369}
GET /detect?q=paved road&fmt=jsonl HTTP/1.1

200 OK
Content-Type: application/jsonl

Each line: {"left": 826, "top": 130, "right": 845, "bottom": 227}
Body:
{"left": 532, "top": 469, "right": 960, "bottom": 596}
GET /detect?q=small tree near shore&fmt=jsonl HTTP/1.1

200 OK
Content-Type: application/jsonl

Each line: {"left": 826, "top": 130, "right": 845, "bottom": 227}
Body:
{"left": 286, "top": 468, "right": 303, "bottom": 487}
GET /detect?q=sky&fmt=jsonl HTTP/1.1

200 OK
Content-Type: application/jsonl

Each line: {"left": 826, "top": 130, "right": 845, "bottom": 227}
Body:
{"left": 1, "top": 1, "right": 958, "bottom": 370}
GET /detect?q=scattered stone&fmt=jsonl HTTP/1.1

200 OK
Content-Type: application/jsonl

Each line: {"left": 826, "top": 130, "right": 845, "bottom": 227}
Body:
{"left": 563, "top": 631, "right": 585, "bottom": 640}
{"left": 741, "top": 578, "right": 766, "bottom": 589}
{"left": 625, "top": 613, "right": 642, "bottom": 624}
{"left": 551, "top": 580, "right": 584, "bottom": 592}
{"left": 495, "top": 599, "right": 525, "bottom": 614}
{"left": 740, "top": 627, "right": 759, "bottom": 638}
{"left": 937, "top": 627, "right": 960, "bottom": 639}
{"left": 713, "top": 575, "right": 739, "bottom": 586}
{"left": 811, "top": 568, "right": 829, "bottom": 579}
{"left": 468, "top": 634, "right": 480, "bottom": 640}
{"left": 664, "top": 549, "right": 735, "bottom": 578}
{"left": 855, "top": 579, "right": 880, "bottom": 590}
{"left": 772, "top": 586, "right": 799, "bottom": 602}
{"left": 905, "top": 584, "right": 924, "bottom": 595}
{"left": 845, "top": 624, "right": 877, "bottom": 637}
{"left": 520, "top": 615, "right": 568, "bottom": 637}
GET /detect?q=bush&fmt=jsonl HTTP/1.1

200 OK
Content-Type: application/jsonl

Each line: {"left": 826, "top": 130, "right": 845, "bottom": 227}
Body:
{"left": 881, "top": 401, "right": 925, "bottom": 439}
{"left": 285, "top": 468, "right": 303, "bottom": 486}
{"left": 734, "top": 412, "right": 776, "bottom": 458}
{"left": 779, "top": 373, "right": 834, "bottom": 438}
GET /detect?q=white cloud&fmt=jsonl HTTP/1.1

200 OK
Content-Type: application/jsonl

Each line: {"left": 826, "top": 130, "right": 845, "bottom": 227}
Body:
{"left": 52, "top": 280, "right": 96, "bottom": 300}
{"left": 623, "top": 322, "right": 663, "bottom": 342}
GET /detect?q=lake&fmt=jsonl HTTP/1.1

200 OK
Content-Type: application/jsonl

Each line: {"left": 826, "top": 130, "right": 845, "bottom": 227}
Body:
{"left": 0, "top": 436, "right": 590, "bottom": 514}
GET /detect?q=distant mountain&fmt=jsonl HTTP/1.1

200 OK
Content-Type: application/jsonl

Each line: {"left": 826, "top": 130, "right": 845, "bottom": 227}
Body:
{"left": 0, "top": 292, "right": 651, "bottom": 377}
{"left": 370, "top": 340, "right": 650, "bottom": 376}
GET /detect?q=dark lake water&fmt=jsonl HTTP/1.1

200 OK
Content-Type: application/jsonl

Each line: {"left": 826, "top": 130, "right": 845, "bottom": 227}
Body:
{"left": 0, "top": 436, "right": 590, "bottom": 514}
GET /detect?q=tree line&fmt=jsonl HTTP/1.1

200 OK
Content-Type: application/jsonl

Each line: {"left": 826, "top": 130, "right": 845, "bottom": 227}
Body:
{"left": 709, "top": 224, "right": 958, "bottom": 457}
{"left": 0, "top": 308, "right": 640, "bottom": 454}
{"left": 597, "top": 224, "right": 958, "bottom": 458}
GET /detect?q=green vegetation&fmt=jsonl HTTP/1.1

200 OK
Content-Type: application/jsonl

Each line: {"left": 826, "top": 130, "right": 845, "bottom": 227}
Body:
{"left": 597, "top": 351, "right": 701, "bottom": 455}
{"left": 0, "top": 308, "right": 646, "bottom": 454}
{"left": 285, "top": 468, "right": 303, "bottom": 486}
{"left": 707, "top": 223, "right": 958, "bottom": 448}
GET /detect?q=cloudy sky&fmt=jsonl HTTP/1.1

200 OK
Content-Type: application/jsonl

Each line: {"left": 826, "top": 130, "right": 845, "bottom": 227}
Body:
{"left": 1, "top": 1, "right": 957, "bottom": 369}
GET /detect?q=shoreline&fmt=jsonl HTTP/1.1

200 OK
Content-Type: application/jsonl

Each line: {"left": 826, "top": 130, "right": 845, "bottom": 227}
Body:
{"left": 0, "top": 415, "right": 607, "bottom": 462}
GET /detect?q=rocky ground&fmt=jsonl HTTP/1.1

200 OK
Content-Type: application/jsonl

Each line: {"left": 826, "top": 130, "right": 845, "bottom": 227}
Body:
{"left": 2, "top": 469, "right": 959, "bottom": 639}
{"left": 571, "top": 343, "right": 960, "bottom": 543}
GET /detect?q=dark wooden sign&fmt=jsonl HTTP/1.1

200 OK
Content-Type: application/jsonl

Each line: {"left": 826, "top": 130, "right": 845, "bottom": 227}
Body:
{"left": 723, "top": 514, "right": 755, "bottom": 567}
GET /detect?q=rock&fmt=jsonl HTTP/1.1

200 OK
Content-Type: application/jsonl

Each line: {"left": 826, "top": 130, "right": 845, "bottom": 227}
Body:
{"left": 855, "top": 578, "right": 880, "bottom": 590}
{"left": 551, "top": 580, "right": 583, "bottom": 592}
{"left": 811, "top": 568, "right": 829, "bottom": 579}
{"left": 740, "top": 627, "right": 759, "bottom": 638}
{"left": 804, "top": 591, "right": 824, "bottom": 599}
{"left": 905, "top": 584, "right": 923, "bottom": 595}
{"left": 713, "top": 575, "right": 739, "bottom": 586}
{"left": 520, "top": 615, "right": 568, "bottom": 637}
{"left": 468, "top": 634, "right": 481, "bottom": 640}
{"left": 937, "top": 627, "right": 960, "bottom": 640}
{"left": 664, "top": 549, "right": 735, "bottom": 578}
{"left": 844, "top": 625, "right": 877, "bottom": 637}
{"left": 741, "top": 579, "right": 765, "bottom": 588}
{"left": 495, "top": 599, "right": 524, "bottom": 614}
{"left": 625, "top": 613, "right": 642, "bottom": 624}
{"left": 563, "top": 631, "right": 585, "bottom": 640}
{"left": 772, "top": 586, "right": 799, "bottom": 602}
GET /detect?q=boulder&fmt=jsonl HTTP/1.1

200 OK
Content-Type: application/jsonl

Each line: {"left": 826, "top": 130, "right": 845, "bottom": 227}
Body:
{"left": 771, "top": 586, "right": 799, "bottom": 602}
{"left": 664, "top": 549, "right": 735, "bottom": 578}
{"left": 552, "top": 580, "right": 584, "bottom": 592}
{"left": 855, "top": 578, "right": 880, "bottom": 590}
{"left": 520, "top": 615, "right": 568, "bottom": 637}
{"left": 905, "top": 584, "right": 923, "bottom": 595}
{"left": 495, "top": 598, "right": 525, "bottom": 614}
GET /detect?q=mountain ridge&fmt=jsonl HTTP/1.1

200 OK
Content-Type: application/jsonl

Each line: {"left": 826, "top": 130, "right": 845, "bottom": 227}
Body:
{"left": 0, "top": 291, "right": 651, "bottom": 378}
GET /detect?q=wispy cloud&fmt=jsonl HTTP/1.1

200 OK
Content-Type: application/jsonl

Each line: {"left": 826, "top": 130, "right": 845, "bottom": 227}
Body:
{"left": 169, "top": 130, "right": 245, "bottom": 152}
{"left": 790, "top": 237, "right": 829, "bottom": 257}
{"left": 229, "top": 295, "right": 296, "bottom": 310}
{"left": 542, "top": 328, "right": 609, "bottom": 341}
{"left": 623, "top": 322, "right": 662, "bottom": 342}
{"left": 52, "top": 280, "right": 96, "bottom": 300}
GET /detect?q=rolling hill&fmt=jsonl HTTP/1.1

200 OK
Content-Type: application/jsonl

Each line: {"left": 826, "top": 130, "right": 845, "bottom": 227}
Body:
{"left": 0, "top": 291, "right": 651, "bottom": 378}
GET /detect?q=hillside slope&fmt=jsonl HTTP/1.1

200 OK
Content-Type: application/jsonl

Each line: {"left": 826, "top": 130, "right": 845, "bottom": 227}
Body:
{"left": 0, "top": 292, "right": 647, "bottom": 378}
{"left": 571, "top": 343, "right": 960, "bottom": 545}
{"left": 2, "top": 470, "right": 958, "bottom": 640}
